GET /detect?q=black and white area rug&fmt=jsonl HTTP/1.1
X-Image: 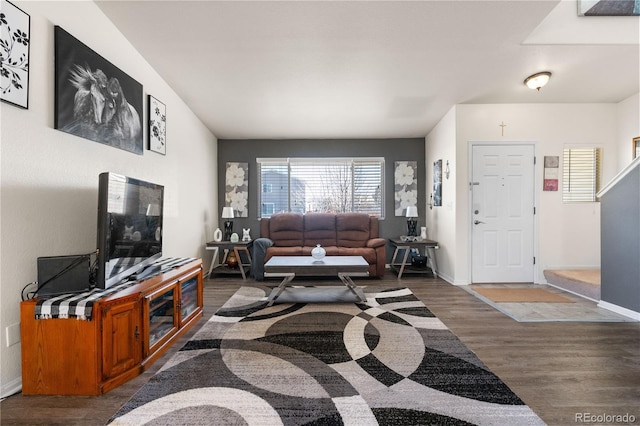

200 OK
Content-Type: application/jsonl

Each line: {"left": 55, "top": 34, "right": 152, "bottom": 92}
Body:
{"left": 109, "top": 286, "right": 545, "bottom": 425}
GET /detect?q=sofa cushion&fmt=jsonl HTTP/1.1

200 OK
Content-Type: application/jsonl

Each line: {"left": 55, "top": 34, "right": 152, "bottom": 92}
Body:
{"left": 269, "top": 213, "right": 304, "bottom": 246}
{"left": 336, "top": 213, "right": 370, "bottom": 248}
{"left": 337, "top": 247, "right": 377, "bottom": 264}
{"left": 303, "top": 213, "right": 337, "bottom": 247}
{"left": 265, "top": 246, "right": 303, "bottom": 262}
{"left": 302, "top": 246, "right": 339, "bottom": 257}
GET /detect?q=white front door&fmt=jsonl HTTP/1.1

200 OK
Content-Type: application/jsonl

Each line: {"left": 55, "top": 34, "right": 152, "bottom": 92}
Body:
{"left": 471, "top": 144, "right": 535, "bottom": 283}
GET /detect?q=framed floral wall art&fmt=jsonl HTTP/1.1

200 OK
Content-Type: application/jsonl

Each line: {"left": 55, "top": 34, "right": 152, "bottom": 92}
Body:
{"left": 1, "top": 0, "right": 30, "bottom": 109}
{"left": 394, "top": 161, "right": 417, "bottom": 216}
{"left": 148, "top": 95, "right": 166, "bottom": 154}
{"left": 225, "top": 162, "right": 248, "bottom": 217}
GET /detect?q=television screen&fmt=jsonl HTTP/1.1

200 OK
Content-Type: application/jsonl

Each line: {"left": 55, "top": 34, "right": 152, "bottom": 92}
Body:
{"left": 96, "top": 172, "right": 163, "bottom": 289}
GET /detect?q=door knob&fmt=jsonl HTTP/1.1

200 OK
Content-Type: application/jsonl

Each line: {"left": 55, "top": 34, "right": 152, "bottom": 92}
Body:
{"left": 474, "top": 220, "right": 485, "bottom": 225}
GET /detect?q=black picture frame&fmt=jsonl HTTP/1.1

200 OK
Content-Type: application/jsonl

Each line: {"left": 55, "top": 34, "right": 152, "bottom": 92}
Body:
{"left": 148, "top": 95, "right": 166, "bottom": 155}
{"left": 54, "top": 26, "right": 143, "bottom": 155}
{"left": 433, "top": 159, "right": 442, "bottom": 207}
{"left": 1, "top": 0, "right": 31, "bottom": 109}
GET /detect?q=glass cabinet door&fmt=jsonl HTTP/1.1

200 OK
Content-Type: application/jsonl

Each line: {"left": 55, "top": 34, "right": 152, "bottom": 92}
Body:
{"left": 147, "top": 285, "right": 176, "bottom": 349}
{"left": 180, "top": 277, "right": 198, "bottom": 321}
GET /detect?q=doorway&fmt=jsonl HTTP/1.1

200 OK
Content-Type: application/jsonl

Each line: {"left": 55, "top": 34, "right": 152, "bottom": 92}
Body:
{"left": 470, "top": 143, "right": 535, "bottom": 283}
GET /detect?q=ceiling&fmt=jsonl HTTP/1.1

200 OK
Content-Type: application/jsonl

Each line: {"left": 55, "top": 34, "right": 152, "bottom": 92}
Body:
{"left": 96, "top": 1, "right": 639, "bottom": 140}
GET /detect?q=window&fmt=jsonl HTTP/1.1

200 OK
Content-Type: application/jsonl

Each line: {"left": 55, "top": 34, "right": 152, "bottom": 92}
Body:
{"left": 562, "top": 147, "right": 602, "bottom": 203}
{"left": 262, "top": 184, "right": 273, "bottom": 193}
{"left": 261, "top": 203, "right": 275, "bottom": 216}
{"left": 257, "top": 157, "right": 384, "bottom": 218}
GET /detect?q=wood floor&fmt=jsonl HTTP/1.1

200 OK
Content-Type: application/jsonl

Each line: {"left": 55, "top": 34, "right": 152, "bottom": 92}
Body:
{"left": 2, "top": 273, "right": 639, "bottom": 425}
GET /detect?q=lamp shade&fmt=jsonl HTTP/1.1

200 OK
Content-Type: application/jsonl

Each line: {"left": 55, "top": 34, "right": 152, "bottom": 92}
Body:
{"left": 405, "top": 206, "right": 418, "bottom": 218}
{"left": 221, "top": 206, "right": 235, "bottom": 219}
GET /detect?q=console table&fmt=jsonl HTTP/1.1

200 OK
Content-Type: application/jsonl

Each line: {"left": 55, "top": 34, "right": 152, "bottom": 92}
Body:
{"left": 20, "top": 259, "right": 203, "bottom": 395}
{"left": 389, "top": 238, "right": 439, "bottom": 279}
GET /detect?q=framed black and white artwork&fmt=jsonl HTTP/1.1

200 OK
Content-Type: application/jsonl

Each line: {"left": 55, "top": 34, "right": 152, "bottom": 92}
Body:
{"left": 1, "top": 0, "right": 30, "bottom": 109}
{"left": 394, "top": 161, "right": 417, "bottom": 216}
{"left": 433, "top": 159, "right": 442, "bottom": 207}
{"left": 148, "top": 95, "right": 166, "bottom": 155}
{"left": 54, "top": 26, "right": 143, "bottom": 154}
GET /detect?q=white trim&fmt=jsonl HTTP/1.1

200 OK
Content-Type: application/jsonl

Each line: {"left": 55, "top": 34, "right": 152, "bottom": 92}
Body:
{"left": 597, "top": 155, "right": 640, "bottom": 197}
{"left": 546, "top": 282, "right": 599, "bottom": 303}
{"left": 597, "top": 300, "right": 640, "bottom": 321}
{"left": 435, "top": 271, "right": 461, "bottom": 285}
{"left": 1, "top": 377, "right": 22, "bottom": 399}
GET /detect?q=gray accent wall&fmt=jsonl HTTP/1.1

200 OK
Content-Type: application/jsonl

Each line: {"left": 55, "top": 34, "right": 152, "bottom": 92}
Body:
{"left": 218, "top": 138, "right": 426, "bottom": 260}
{"left": 600, "top": 165, "right": 640, "bottom": 313}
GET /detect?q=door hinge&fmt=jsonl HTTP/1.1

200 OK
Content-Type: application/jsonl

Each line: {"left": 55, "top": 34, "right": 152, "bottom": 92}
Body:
{"left": 534, "top": 156, "right": 536, "bottom": 165}
{"left": 534, "top": 207, "right": 536, "bottom": 215}
{"left": 533, "top": 257, "right": 536, "bottom": 265}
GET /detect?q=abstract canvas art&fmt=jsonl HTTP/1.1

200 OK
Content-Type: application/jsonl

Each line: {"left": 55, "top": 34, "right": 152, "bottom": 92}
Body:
{"left": 543, "top": 156, "right": 559, "bottom": 191}
{"left": 433, "top": 159, "right": 442, "bottom": 207}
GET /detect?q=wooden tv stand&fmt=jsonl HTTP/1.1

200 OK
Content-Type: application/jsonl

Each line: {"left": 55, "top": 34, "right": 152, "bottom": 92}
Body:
{"left": 20, "top": 259, "right": 203, "bottom": 396}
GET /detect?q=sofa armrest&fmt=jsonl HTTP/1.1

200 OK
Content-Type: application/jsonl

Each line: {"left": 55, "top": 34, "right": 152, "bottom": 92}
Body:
{"left": 366, "top": 238, "right": 386, "bottom": 249}
{"left": 251, "top": 238, "right": 273, "bottom": 281}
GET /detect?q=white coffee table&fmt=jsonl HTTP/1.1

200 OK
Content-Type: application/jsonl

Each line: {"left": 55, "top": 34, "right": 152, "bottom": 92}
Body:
{"left": 264, "top": 255, "right": 369, "bottom": 305}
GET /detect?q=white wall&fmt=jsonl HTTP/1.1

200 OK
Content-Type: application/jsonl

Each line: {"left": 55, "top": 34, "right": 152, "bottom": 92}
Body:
{"left": 0, "top": 1, "right": 218, "bottom": 397}
{"left": 424, "top": 107, "right": 458, "bottom": 283}
{"left": 427, "top": 103, "right": 622, "bottom": 285}
{"left": 615, "top": 93, "right": 640, "bottom": 169}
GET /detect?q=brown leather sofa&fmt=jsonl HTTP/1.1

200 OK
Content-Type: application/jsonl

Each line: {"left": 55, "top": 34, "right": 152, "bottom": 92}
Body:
{"left": 253, "top": 212, "right": 386, "bottom": 279}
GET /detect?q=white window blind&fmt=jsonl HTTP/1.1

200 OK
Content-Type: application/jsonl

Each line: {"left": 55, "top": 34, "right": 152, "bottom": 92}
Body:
{"left": 257, "top": 158, "right": 384, "bottom": 218}
{"left": 562, "top": 147, "right": 601, "bottom": 203}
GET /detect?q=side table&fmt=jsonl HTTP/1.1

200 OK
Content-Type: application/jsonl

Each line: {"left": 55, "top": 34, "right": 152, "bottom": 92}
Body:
{"left": 205, "top": 240, "right": 253, "bottom": 279}
{"left": 389, "top": 238, "right": 439, "bottom": 279}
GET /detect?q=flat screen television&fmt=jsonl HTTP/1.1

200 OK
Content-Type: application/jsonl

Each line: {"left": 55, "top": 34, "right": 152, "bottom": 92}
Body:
{"left": 96, "top": 172, "right": 164, "bottom": 289}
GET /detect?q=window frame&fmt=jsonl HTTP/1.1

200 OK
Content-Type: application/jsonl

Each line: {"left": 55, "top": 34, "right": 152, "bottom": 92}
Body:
{"left": 257, "top": 157, "right": 385, "bottom": 219}
{"left": 562, "top": 146, "right": 602, "bottom": 203}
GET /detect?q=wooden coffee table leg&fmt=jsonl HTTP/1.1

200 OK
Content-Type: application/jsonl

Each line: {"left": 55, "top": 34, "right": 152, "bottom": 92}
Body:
{"left": 267, "top": 273, "right": 295, "bottom": 306}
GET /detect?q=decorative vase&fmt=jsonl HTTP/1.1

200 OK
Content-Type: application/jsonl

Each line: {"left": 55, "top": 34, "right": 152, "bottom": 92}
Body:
{"left": 420, "top": 227, "right": 427, "bottom": 240}
{"left": 213, "top": 228, "right": 222, "bottom": 242}
{"left": 226, "top": 251, "right": 238, "bottom": 268}
{"left": 311, "top": 244, "right": 326, "bottom": 260}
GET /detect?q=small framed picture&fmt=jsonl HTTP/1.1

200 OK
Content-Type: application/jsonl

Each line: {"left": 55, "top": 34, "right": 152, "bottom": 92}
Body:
{"left": 148, "top": 95, "right": 166, "bottom": 155}
{"left": 633, "top": 136, "right": 640, "bottom": 160}
{"left": 1, "top": 0, "right": 31, "bottom": 109}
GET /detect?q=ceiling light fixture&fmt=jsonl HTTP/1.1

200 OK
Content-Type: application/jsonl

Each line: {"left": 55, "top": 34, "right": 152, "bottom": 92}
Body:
{"left": 524, "top": 71, "right": 552, "bottom": 91}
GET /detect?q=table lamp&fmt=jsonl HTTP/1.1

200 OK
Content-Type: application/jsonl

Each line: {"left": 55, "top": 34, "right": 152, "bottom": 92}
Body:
{"left": 405, "top": 206, "right": 418, "bottom": 237}
{"left": 221, "top": 207, "right": 234, "bottom": 241}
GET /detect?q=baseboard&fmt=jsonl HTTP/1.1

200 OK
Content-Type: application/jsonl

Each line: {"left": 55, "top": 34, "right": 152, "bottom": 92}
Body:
{"left": 1, "top": 376, "right": 22, "bottom": 399}
{"left": 437, "top": 272, "right": 464, "bottom": 285}
{"left": 597, "top": 301, "right": 640, "bottom": 321}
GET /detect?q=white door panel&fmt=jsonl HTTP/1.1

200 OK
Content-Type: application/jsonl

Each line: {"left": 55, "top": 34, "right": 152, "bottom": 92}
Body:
{"left": 472, "top": 145, "right": 535, "bottom": 283}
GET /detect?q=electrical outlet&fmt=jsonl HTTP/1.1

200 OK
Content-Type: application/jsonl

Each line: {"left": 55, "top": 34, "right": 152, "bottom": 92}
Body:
{"left": 5, "top": 323, "right": 20, "bottom": 347}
